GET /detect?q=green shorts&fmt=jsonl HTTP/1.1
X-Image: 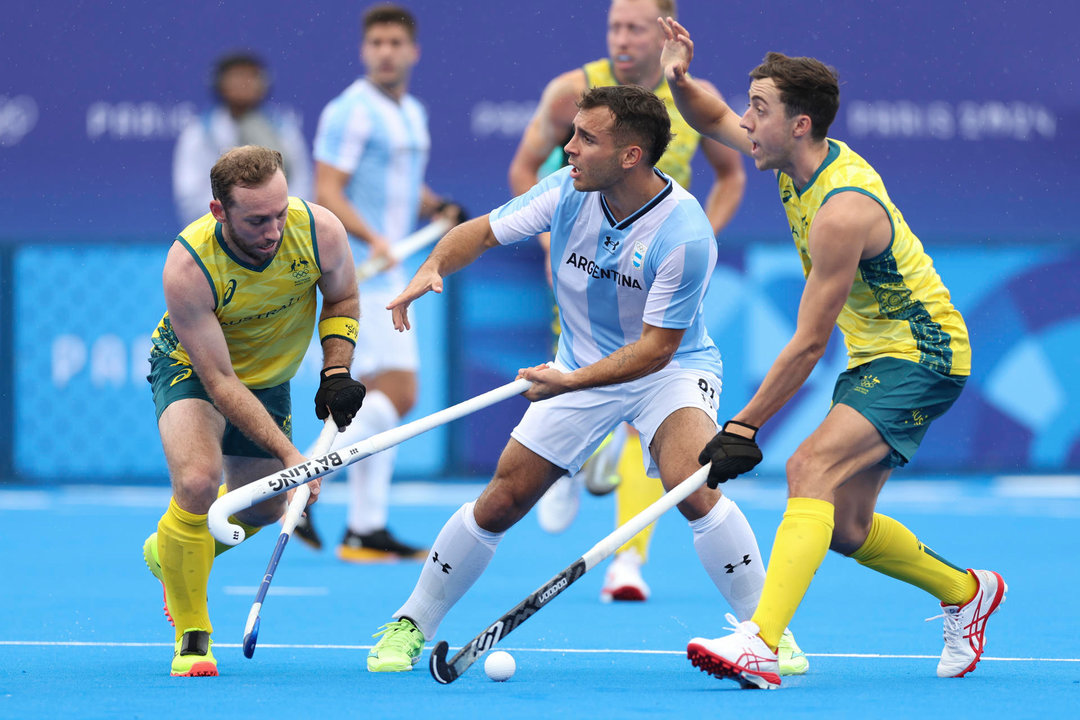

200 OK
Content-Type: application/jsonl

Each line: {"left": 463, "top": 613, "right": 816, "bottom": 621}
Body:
{"left": 147, "top": 353, "right": 293, "bottom": 458}
{"left": 832, "top": 357, "right": 967, "bottom": 468}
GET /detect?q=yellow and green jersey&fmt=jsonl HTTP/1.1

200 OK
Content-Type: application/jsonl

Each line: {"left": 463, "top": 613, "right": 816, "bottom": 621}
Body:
{"left": 540, "top": 59, "right": 703, "bottom": 189}
{"left": 780, "top": 139, "right": 970, "bottom": 376}
{"left": 151, "top": 196, "right": 322, "bottom": 388}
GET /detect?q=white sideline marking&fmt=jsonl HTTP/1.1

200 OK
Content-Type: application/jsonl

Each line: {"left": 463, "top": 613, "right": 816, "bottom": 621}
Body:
{"left": 0, "top": 640, "right": 1076, "bottom": 663}
{"left": 223, "top": 586, "right": 329, "bottom": 596}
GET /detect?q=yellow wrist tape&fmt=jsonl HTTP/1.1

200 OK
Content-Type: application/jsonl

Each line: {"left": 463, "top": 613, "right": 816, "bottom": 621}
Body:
{"left": 318, "top": 316, "right": 358, "bottom": 346}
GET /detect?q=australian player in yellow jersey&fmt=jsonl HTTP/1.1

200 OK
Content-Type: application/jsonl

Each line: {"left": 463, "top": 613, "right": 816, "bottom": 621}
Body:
{"left": 143, "top": 145, "right": 367, "bottom": 677}
{"left": 661, "top": 19, "right": 1006, "bottom": 688}
{"left": 507, "top": 0, "right": 768, "bottom": 653}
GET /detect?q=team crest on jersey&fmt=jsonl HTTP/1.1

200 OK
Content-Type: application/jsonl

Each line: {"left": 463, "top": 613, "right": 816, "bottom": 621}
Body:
{"left": 290, "top": 257, "right": 311, "bottom": 285}
{"left": 632, "top": 241, "right": 647, "bottom": 269}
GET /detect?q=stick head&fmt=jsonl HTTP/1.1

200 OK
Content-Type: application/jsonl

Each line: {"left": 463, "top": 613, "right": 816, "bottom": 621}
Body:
{"left": 429, "top": 640, "right": 457, "bottom": 684}
{"left": 242, "top": 619, "right": 260, "bottom": 658}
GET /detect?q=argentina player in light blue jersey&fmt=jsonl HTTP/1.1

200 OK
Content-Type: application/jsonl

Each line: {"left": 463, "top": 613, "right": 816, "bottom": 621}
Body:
{"left": 305, "top": 4, "right": 467, "bottom": 561}
{"left": 366, "top": 85, "right": 801, "bottom": 673}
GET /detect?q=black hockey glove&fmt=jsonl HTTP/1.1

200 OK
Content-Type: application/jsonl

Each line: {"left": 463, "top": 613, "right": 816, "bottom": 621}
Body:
{"left": 697, "top": 421, "right": 763, "bottom": 488}
{"left": 315, "top": 367, "right": 366, "bottom": 430}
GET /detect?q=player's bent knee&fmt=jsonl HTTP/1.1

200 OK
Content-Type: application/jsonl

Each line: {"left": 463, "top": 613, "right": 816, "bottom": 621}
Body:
{"left": 172, "top": 473, "right": 223, "bottom": 512}
{"left": 675, "top": 486, "right": 719, "bottom": 522}
{"left": 474, "top": 483, "right": 531, "bottom": 533}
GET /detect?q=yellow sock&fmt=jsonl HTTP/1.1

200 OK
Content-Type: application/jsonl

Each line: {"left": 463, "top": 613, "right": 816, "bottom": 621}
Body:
{"left": 614, "top": 436, "right": 662, "bottom": 561}
{"left": 752, "top": 497, "right": 835, "bottom": 650}
{"left": 850, "top": 513, "right": 976, "bottom": 605}
{"left": 157, "top": 498, "right": 215, "bottom": 642}
{"left": 211, "top": 484, "right": 262, "bottom": 557}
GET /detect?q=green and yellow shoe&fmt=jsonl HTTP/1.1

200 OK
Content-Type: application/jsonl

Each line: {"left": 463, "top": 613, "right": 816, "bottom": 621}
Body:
{"left": 143, "top": 532, "right": 174, "bottom": 627}
{"left": 171, "top": 629, "right": 218, "bottom": 677}
{"left": 367, "top": 618, "right": 425, "bottom": 672}
{"left": 778, "top": 628, "right": 809, "bottom": 676}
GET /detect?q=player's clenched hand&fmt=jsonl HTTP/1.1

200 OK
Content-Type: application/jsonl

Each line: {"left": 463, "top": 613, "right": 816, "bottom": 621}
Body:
{"left": 697, "top": 421, "right": 762, "bottom": 488}
{"left": 315, "top": 367, "right": 366, "bottom": 431}
{"left": 387, "top": 267, "right": 444, "bottom": 331}
{"left": 517, "top": 363, "right": 572, "bottom": 401}
{"left": 659, "top": 16, "right": 695, "bottom": 84}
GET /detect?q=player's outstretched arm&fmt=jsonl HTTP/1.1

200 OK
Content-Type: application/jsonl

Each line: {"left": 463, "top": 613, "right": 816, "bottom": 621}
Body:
{"left": 388, "top": 215, "right": 500, "bottom": 331}
{"left": 659, "top": 17, "right": 752, "bottom": 156}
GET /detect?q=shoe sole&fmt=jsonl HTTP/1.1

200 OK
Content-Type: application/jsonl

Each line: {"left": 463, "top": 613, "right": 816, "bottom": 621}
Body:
{"left": 601, "top": 586, "right": 648, "bottom": 602}
{"left": 143, "top": 535, "right": 174, "bottom": 627}
{"left": 366, "top": 659, "right": 416, "bottom": 672}
{"left": 171, "top": 661, "right": 219, "bottom": 677}
{"left": 949, "top": 574, "right": 1008, "bottom": 678}
{"left": 687, "top": 642, "right": 781, "bottom": 689}
{"left": 337, "top": 546, "right": 427, "bottom": 563}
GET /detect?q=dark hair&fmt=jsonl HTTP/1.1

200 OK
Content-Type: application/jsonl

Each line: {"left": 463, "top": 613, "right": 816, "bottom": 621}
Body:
{"left": 749, "top": 52, "right": 839, "bottom": 141}
{"left": 210, "top": 145, "right": 284, "bottom": 209}
{"left": 578, "top": 85, "right": 672, "bottom": 167}
{"left": 212, "top": 51, "right": 266, "bottom": 96}
{"left": 362, "top": 4, "right": 417, "bottom": 40}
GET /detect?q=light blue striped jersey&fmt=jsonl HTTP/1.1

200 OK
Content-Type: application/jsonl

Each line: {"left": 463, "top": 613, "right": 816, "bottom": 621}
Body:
{"left": 490, "top": 167, "right": 722, "bottom": 375}
{"left": 313, "top": 78, "right": 430, "bottom": 291}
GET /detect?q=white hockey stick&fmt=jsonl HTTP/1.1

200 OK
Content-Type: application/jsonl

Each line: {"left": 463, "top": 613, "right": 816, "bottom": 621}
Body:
{"left": 430, "top": 463, "right": 711, "bottom": 683}
{"left": 242, "top": 418, "right": 338, "bottom": 659}
{"left": 208, "top": 377, "right": 532, "bottom": 546}
{"left": 354, "top": 218, "right": 453, "bottom": 283}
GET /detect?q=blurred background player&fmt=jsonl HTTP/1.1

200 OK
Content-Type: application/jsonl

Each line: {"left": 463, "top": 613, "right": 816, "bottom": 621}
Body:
{"left": 143, "top": 145, "right": 365, "bottom": 676}
{"left": 506, "top": 0, "right": 747, "bottom": 604}
{"left": 297, "top": 4, "right": 467, "bottom": 562}
{"left": 173, "top": 52, "right": 312, "bottom": 227}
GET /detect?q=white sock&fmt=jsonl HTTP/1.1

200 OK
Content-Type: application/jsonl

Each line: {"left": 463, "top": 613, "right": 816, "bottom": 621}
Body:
{"left": 690, "top": 495, "right": 766, "bottom": 621}
{"left": 394, "top": 501, "right": 503, "bottom": 639}
{"left": 326, "top": 390, "right": 398, "bottom": 535}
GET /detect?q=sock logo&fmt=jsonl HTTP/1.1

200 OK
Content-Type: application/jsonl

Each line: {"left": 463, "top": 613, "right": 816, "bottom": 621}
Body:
{"left": 724, "top": 554, "right": 752, "bottom": 573}
{"left": 432, "top": 551, "right": 452, "bottom": 574}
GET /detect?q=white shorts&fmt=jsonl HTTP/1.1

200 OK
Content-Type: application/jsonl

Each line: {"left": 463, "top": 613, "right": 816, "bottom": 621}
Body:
{"left": 352, "top": 287, "right": 419, "bottom": 378}
{"left": 510, "top": 364, "right": 722, "bottom": 477}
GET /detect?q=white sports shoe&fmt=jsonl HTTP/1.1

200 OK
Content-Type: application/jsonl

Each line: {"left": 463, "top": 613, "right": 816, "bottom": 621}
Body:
{"left": 600, "top": 549, "right": 650, "bottom": 602}
{"left": 536, "top": 474, "right": 582, "bottom": 534}
{"left": 582, "top": 425, "right": 628, "bottom": 496}
{"left": 932, "top": 568, "right": 1007, "bottom": 678}
{"left": 687, "top": 613, "right": 781, "bottom": 689}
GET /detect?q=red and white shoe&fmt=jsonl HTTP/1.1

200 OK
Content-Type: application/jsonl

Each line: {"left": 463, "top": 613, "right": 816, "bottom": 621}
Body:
{"left": 600, "top": 549, "right": 650, "bottom": 602}
{"left": 687, "top": 614, "right": 781, "bottom": 689}
{"left": 933, "top": 568, "right": 1007, "bottom": 677}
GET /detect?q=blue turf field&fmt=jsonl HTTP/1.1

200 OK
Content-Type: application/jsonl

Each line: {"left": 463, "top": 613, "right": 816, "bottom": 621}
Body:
{"left": 2, "top": 476, "right": 1078, "bottom": 719}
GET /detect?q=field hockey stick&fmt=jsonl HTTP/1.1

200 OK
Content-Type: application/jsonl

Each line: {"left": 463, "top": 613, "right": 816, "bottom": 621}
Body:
{"left": 355, "top": 218, "right": 453, "bottom": 283}
{"left": 208, "top": 377, "right": 532, "bottom": 546}
{"left": 429, "top": 462, "right": 712, "bottom": 684}
{"left": 242, "top": 418, "right": 338, "bottom": 659}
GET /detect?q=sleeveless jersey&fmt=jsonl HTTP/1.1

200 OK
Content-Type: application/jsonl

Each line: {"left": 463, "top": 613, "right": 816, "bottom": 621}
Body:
{"left": 582, "top": 59, "right": 701, "bottom": 189}
{"left": 151, "top": 196, "right": 322, "bottom": 388}
{"left": 780, "top": 139, "right": 970, "bottom": 375}
{"left": 540, "top": 60, "right": 703, "bottom": 188}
